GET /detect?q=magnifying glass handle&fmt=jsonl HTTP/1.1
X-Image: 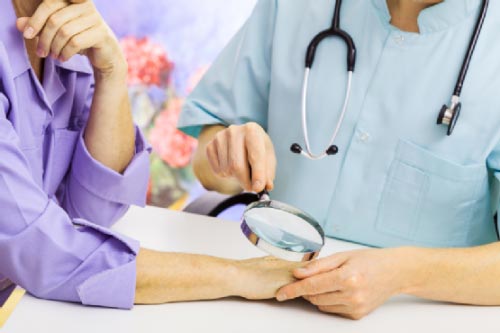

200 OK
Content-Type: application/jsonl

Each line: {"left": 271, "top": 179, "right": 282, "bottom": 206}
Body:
{"left": 258, "top": 190, "right": 271, "bottom": 201}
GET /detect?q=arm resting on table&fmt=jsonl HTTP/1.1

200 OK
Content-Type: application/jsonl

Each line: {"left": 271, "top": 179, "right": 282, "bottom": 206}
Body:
{"left": 135, "top": 249, "right": 301, "bottom": 304}
{"left": 404, "top": 243, "right": 500, "bottom": 305}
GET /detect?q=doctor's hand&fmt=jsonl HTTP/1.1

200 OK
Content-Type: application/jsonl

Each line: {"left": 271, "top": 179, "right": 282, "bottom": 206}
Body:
{"left": 16, "top": 0, "right": 126, "bottom": 78}
{"left": 276, "top": 248, "right": 415, "bottom": 320}
{"left": 201, "top": 123, "right": 277, "bottom": 193}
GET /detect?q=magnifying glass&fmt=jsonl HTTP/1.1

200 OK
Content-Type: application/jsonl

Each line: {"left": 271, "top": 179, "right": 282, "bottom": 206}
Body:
{"left": 241, "top": 191, "right": 325, "bottom": 262}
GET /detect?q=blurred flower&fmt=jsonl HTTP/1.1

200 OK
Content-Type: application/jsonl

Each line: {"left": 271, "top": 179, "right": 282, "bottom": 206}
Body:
{"left": 149, "top": 98, "right": 198, "bottom": 168}
{"left": 120, "top": 36, "right": 174, "bottom": 86}
{"left": 129, "top": 86, "right": 157, "bottom": 128}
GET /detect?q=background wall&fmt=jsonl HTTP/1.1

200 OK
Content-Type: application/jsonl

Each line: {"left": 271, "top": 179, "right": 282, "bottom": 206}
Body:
{"left": 94, "top": 0, "right": 257, "bottom": 210}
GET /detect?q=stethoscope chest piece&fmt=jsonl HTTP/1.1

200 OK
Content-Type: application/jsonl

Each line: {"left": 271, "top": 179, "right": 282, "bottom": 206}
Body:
{"left": 290, "top": 0, "right": 488, "bottom": 158}
{"left": 437, "top": 100, "right": 462, "bottom": 136}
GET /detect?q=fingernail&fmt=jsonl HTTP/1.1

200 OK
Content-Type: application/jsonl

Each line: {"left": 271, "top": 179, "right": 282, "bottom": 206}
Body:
{"left": 253, "top": 180, "right": 263, "bottom": 190}
{"left": 36, "top": 47, "right": 46, "bottom": 58}
{"left": 295, "top": 268, "right": 309, "bottom": 275}
{"left": 276, "top": 293, "right": 288, "bottom": 302}
{"left": 24, "top": 27, "right": 35, "bottom": 39}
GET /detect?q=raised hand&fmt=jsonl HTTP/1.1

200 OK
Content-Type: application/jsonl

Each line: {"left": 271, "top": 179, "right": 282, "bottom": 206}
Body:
{"left": 16, "top": 0, "right": 126, "bottom": 76}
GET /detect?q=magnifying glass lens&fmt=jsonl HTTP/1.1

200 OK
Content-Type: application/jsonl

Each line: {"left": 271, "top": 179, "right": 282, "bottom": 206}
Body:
{"left": 243, "top": 206, "right": 323, "bottom": 253}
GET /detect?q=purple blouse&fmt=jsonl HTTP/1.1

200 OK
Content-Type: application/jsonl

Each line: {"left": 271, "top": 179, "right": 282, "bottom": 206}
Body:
{"left": 0, "top": 3, "right": 150, "bottom": 309}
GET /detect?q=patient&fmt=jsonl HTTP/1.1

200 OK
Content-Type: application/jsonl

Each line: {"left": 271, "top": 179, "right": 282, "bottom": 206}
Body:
{"left": 0, "top": 0, "right": 300, "bottom": 309}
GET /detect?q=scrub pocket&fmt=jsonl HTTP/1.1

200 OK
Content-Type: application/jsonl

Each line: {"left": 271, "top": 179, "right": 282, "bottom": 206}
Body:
{"left": 375, "top": 139, "right": 488, "bottom": 246}
{"left": 43, "top": 128, "right": 80, "bottom": 196}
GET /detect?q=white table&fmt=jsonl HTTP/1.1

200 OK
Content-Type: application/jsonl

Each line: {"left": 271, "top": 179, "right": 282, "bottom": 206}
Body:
{"left": 5, "top": 206, "right": 500, "bottom": 333}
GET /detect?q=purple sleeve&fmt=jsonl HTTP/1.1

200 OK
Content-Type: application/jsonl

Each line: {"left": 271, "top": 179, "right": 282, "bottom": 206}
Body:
{"left": 0, "top": 93, "right": 139, "bottom": 309}
{"left": 61, "top": 83, "right": 151, "bottom": 228}
{"left": 62, "top": 127, "right": 151, "bottom": 228}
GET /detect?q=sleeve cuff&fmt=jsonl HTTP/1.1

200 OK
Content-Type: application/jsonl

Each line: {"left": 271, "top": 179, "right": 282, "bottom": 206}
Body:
{"left": 177, "top": 101, "right": 227, "bottom": 138}
{"left": 71, "top": 127, "right": 151, "bottom": 206}
{"left": 73, "top": 218, "right": 139, "bottom": 309}
{"left": 0, "top": 200, "right": 140, "bottom": 310}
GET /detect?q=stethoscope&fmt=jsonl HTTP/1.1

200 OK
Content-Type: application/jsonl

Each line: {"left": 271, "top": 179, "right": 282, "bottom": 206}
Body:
{"left": 291, "top": 0, "right": 489, "bottom": 161}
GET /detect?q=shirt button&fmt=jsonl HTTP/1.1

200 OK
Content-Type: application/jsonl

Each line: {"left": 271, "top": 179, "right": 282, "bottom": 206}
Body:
{"left": 393, "top": 34, "right": 405, "bottom": 45}
{"left": 358, "top": 132, "right": 371, "bottom": 143}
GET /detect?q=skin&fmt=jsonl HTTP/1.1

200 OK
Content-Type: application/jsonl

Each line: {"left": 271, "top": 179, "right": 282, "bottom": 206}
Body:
{"left": 194, "top": 0, "right": 500, "bottom": 320}
{"left": 194, "top": 123, "right": 276, "bottom": 195}
{"left": 12, "top": 0, "right": 302, "bottom": 305}
{"left": 135, "top": 251, "right": 303, "bottom": 303}
{"left": 14, "top": 0, "right": 134, "bottom": 173}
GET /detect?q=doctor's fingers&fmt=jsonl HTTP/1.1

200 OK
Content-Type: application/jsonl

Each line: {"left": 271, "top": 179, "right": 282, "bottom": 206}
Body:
{"left": 212, "top": 131, "right": 230, "bottom": 177}
{"left": 277, "top": 270, "right": 343, "bottom": 301}
{"left": 227, "top": 127, "right": 253, "bottom": 191}
{"left": 294, "top": 252, "right": 351, "bottom": 279}
{"left": 317, "top": 305, "right": 368, "bottom": 321}
{"left": 244, "top": 123, "right": 270, "bottom": 192}
{"left": 304, "top": 292, "right": 371, "bottom": 320}
{"left": 264, "top": 139, "right": 277, "bottom": 191}
{"left": 205, "top": 143, "right": 223, "bottom": 179}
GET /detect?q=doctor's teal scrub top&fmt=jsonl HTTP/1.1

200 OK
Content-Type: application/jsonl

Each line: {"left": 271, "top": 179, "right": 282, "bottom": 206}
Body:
{"left": 179, "top": 0, "right": 500, "bottom": 248}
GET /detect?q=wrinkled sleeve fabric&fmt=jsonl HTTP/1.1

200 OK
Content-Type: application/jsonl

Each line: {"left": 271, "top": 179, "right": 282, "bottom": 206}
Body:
{"left": 61, "top": 84, "right": 151, "bottom": 228}
{"left": 487, "top": 143, "right": 500, "bottom": 238}
{"left": 178, "top": 0, "right": 277, "bottom": 138}
{"left": 0, "top": 92, "right": 139, "bottom": 309}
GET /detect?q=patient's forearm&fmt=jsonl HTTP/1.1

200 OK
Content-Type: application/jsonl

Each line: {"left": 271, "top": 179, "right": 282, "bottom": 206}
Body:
{"left": 135, "top": 249, "right": 300, "bottom": 304}
{"left": 135, "top": 249, "right": 237, "bottom": 304}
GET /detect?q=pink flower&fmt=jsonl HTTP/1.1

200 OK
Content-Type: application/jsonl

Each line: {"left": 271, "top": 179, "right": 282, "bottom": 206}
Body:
{"left": 120, "top": 36, "right": 174, "bottom": 86}
{"left": 149, "top": 98, "right": 198, "bottom": 168}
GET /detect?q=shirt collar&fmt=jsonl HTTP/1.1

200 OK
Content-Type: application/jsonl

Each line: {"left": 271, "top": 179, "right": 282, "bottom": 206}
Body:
{"left": 54, "top": 56, "right": 94, "bottom": 75}
{"left": 0, "top": 1, "right": 93, "bottom": 78}
{"left": 371, "top": 0, "right": 481, "bottom": 34}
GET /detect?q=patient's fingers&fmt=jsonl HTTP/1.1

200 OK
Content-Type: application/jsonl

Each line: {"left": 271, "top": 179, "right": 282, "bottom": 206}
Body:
{"left": 23, "top": 1, "right": 67, "bottom": 39}
{"left": 36, "top": 5, "right": 83, "bottom": 57}
{"left": 59, "top": 25, "right": 102, "bottom": 61}
{"left": 16, "top": 17, "right": 29, "bottom": 32}
{"left": 51, "top": 14, "right": 98, "bottom": 59}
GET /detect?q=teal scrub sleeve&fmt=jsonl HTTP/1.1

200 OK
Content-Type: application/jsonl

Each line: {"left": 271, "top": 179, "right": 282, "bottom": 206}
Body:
{"left": 487, "top": 142, "right": 500, "bottom": 236}
{"left": 178, "top": 0, "right": 277, "bottom": 138}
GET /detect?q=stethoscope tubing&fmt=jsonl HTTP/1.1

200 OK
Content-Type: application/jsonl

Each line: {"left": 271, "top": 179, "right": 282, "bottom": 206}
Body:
{"left": 293, "top": 0, "right": 489, "bottom": 156}
{"left": 300, "top": 68, "right": 353, "bottom": 160}
{"left": 454, "top": 0, "right": 489, "bottom": 97}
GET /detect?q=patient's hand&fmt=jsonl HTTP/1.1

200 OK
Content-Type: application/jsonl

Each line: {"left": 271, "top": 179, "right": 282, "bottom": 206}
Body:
{"left": 17, "top": 0, "right": 127, "bottom": 77}
{"left": 234, "top": 257, "right": 304, "bottom": 300}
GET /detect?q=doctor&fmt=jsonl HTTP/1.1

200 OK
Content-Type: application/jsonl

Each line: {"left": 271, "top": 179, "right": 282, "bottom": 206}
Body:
{"left": 180, "top": 0, "right": 500, "bottom": 319}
